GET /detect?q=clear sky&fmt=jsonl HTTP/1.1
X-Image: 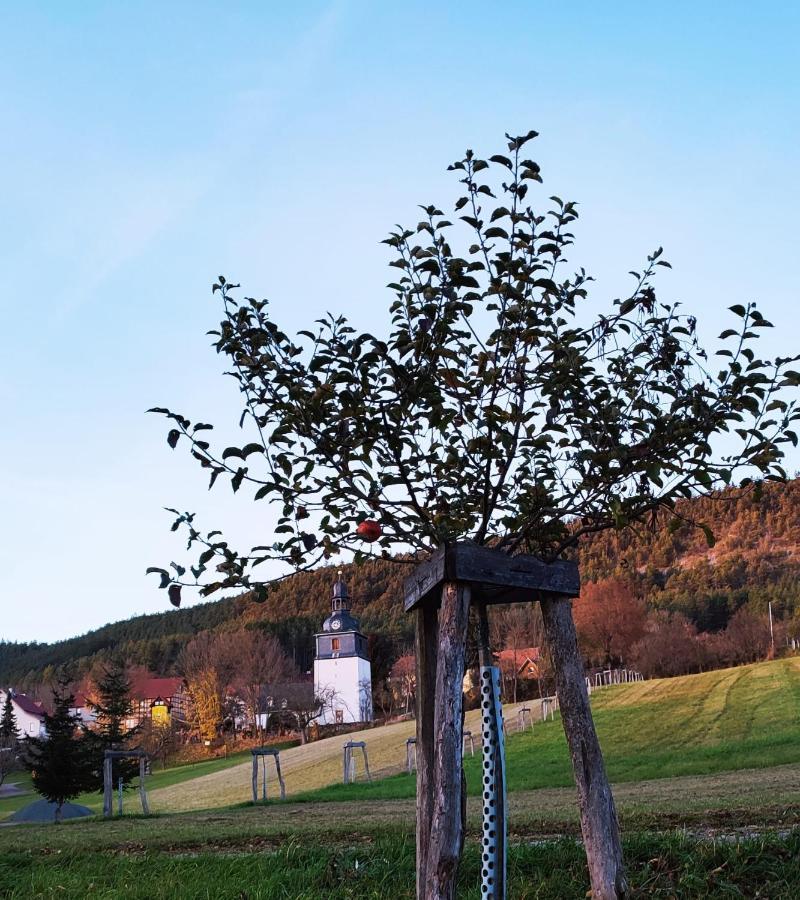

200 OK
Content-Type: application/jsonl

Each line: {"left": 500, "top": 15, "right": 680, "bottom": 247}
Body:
{"left": 1, "top": 2, "right": 798, "bottom": 643}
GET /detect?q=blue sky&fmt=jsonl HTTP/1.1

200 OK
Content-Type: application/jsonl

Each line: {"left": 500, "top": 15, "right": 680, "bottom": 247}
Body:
{"left": 1, "top": 2, "right": 798, "bottom": 643}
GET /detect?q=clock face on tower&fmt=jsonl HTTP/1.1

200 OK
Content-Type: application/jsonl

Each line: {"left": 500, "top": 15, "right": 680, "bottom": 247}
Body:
{"left": 331, "top": 618, "right": 342, "bottom": 631}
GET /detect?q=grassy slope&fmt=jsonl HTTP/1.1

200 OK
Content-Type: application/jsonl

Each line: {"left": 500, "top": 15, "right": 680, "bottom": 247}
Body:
{"left": 300, "top": 656, "right": 800, "bottom": 802}
{"left": 146, "top": 701, "right": 533, "bottom": 813}
{"left": 5, "top": 657, "right": 799, "bottom": 819}
{"left": 0, "top": 749, "right": 257, "bottom": 821}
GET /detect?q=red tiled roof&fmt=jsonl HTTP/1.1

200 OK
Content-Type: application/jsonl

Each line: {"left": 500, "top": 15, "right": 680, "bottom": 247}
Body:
{"left": 130, "top": 676, "right": 184, "bottom": 701}
{"left": 497, "top": 647, "right": 540, "bottom": 663}
{"left": 12, "top": 694, "right": 45, "bottom": 718}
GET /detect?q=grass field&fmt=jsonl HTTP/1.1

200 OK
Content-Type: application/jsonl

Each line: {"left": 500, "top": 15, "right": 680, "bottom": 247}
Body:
{"left": 4, "top": 659, "right": 800, "bottom": 897}
{"left": 0, "top": 748, "right": 265, "bottom": 820}
{"left": 149, "top": 657, "right": 800, "bottom": 809}
{"left": 2, "top": 773, "right": 800, "bottom": 899}
{"left": 4, "top": 829, "right": 800, "bottom": 898}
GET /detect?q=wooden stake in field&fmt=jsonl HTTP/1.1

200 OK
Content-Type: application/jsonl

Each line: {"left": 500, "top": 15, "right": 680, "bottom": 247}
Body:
{"left": 102, "top": 750, "right": 150, "bottom": 817}
{"left": 405, "top": 542, "right": 626, "bottom": 900}
{"left": 342, "top": 741, "right": 371, "bottom": 785}
{"left": 250, "top": 747, "right": 286, "bottom": 802}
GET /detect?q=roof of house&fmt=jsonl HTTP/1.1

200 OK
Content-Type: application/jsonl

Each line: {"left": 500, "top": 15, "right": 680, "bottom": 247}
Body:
{"left": 258, "top": 682, "right": 315, "bottom": 709}
{"left": 497, "top": 647, "right": 540, "bottom": 665}
{"left": 130, "top": 676, "right": 184, "bottom": 701}
{"left": 12, "top": 693, "right": 45, "bottom": 718}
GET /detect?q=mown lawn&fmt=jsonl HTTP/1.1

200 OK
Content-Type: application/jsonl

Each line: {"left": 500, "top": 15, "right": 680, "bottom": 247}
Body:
{"left": 296, "top": 657, "right": 800, "bottom": 803}
{"left": 2, "top": 827, "right": 799, "bottom": 898}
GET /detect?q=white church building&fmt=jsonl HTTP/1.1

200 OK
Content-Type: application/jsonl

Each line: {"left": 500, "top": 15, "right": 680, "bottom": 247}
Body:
{"left": 313, "top": 574, "right": 373, "bottom": 725}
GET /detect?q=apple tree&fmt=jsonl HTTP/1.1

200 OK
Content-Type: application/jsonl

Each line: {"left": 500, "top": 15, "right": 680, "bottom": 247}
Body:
{"left": 148, "top": 130, "right": 799, "bottom": 898}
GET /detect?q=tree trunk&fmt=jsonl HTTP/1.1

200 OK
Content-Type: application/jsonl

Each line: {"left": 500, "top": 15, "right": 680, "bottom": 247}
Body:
{"left": 54, "top": 801, "right": 63, "bottom": 825}
{"left": 426, "top": 581, "right": 471, "bottom": 899}
{"left": 540, "top": 596, "right": 627, "bottom": 900}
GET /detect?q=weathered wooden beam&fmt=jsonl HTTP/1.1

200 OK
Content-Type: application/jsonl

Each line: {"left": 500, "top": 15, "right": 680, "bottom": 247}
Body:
{"left": 273, "top": 753, "right": 286, "bottom": 800}
{"left": 414, "top": 598, "right": 438, "bottom": 899}
{"left": 540, "top": 596, "right": 627, "bottom": 900}
{"left": 138, "top": 756, "right": 150, "bottom": 815}
{"left": 102, "top": 755, "right": 113, "bottom": 818}
{"left": 404, "top": 543, "right": 579, "bottom": 612}
{"left": 426, "top": 581, "right": 471, "bottom": 900}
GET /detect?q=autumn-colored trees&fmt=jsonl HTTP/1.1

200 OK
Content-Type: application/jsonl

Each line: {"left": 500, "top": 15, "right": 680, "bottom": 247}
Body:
{"left": 573, "top": 580, "right": 648, "bottom": 668}
{"left": 179, "top": 629, "right": 293, "bottom": 742}
{"left": 577, "top": 578, "right": 777, "bottom": 679}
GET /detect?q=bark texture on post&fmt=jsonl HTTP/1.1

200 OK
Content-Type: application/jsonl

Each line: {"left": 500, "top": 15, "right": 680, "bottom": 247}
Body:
{"left": 540, "top": 596, "right": 627, "bottom": 900}
{"left": 427, "top": 581, "right": 471, "bottom": 900}
{"left": 414, "top": 600, "right": 439, "bottom": 899}
{"left": 102, "top": 755, "right": 113, "bottom": 818}
{"left": 139, "top": 756, "right": 150, "bottom": 815}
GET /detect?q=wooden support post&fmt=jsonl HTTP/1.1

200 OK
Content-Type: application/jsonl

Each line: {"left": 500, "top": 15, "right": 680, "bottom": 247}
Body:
{"left": 406, "top": 738, "right": 417, "bottom": 773}
{"left": 362, "top": 745, "right": 371, "bottom": 782}
{"left": 274, "top": 753, "right": 286, "bottom": 800}
{"left": 252, "top": 754, "right": 258, "bottom": 802}
{"left": 103, "top": 755, "right": 113, "bottom": 818}
{"left": 462, "top": 730, "right": 474, "bottom": 756}
{"left": 138, "top": 756, "right": 149, "bottom": 815}
{"left": 414, "top": 599, "right": 439, "bottom": 899}
{"left": 425, "top": 581, "right": 471, "bottom": 900}
{"left": 540, "top": 596, "right": 627, "bottom": 900}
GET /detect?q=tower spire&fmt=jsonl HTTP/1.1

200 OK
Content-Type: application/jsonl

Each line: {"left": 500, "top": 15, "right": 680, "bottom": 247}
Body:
{"left": 331, "top": 570, "right": 350, "bottom": 613}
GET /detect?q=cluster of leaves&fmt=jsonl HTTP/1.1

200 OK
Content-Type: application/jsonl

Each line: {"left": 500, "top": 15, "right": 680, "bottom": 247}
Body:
{"left": 148, "top": 130, "right": 800, "bottom": 604}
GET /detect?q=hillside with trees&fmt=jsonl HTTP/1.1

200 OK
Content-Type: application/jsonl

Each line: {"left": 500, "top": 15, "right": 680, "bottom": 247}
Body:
{"left": 2, "top": 479, "right": 798, "bottom": 688}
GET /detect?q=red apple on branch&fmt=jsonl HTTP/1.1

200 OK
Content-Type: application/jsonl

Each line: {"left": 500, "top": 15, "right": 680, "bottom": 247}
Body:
{"left": 356, "top": 519, "right": 382, "bottom": 542}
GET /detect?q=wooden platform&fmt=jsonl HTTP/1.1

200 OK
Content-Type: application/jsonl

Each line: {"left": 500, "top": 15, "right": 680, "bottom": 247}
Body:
{"left": 403, "top": 541, "right": 579, "bottom": 611}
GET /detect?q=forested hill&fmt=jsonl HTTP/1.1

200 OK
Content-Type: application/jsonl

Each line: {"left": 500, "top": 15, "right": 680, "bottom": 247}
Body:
{"left": 3, "top": 479, "right": 799, "bottom": 685}
{"left": 579, "top": 478, "right": 800, "bottom": 631}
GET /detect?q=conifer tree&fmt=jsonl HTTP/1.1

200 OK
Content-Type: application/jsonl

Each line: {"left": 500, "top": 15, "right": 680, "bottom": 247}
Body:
{"left": 0, "top": 691, "right": 18, "bottom": 744}
{"left": 23, "top": 672, "right": 91, "bottom": 823}
{"left": 84, "top": 660, "right": 140, "bottom": 791}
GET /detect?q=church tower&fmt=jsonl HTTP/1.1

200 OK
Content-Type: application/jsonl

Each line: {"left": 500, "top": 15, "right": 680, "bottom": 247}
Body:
{"left": 313, "top": 573, "right": 372, "bottom": 725}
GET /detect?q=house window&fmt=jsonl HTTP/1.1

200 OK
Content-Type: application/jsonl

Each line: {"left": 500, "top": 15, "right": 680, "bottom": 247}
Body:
{"left": 331, "top": 638, "right": 340, "bottom": 652}
{"left": 335, "top": 709, "right": 344, "bottom": 724}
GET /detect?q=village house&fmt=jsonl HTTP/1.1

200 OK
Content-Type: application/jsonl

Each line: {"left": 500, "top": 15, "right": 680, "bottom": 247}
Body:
{"left": 69, "top": 690, "right": 97, "bottom": 727}
{"left": 497, "top": 646, "right": 541, "bottom": 680}
{"left": 125, "top": 675, "right": 189, "bottom": 729}
{"left": 0, "top": 689, "right": 46, "bottom": 738}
